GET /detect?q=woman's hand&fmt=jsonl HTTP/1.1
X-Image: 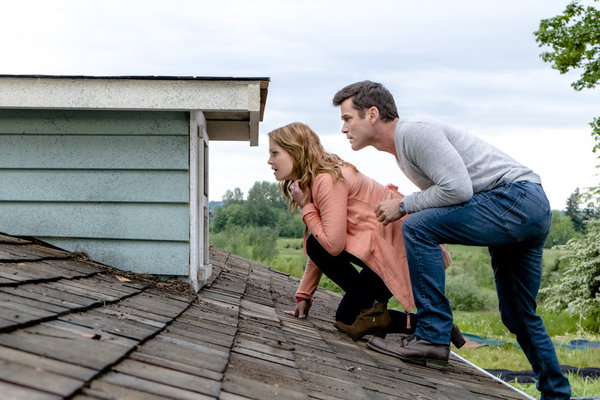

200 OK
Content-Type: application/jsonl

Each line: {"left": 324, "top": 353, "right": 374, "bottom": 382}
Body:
{"left": 291, "top": 179, "right": 312, "bottom": 207}
{"left": 284, "top": 299, "right": 311, "bottom": 319}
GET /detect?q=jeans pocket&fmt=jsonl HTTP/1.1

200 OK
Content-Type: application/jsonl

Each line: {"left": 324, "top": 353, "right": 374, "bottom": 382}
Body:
{"left": 501, "top": 183, "right": 550, "bottom": 242}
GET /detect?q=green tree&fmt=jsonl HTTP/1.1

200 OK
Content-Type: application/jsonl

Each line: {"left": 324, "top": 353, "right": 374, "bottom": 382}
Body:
{"left": 565, "top": 187, "right": 600, "bottom": 233}
{"left": 542, "top": 218, "right": 600, "bottom": 332}
{"left": 566, "top": 188, "right": 586, "bottom": 232}
{"left": 534, "top": 0, "right": 600, "bottom": 154}
{"left": 223, "top": 187, "right": 244, "bottom": 206}
{"left": 246, "top": 181, "right": 287, "bottom": 227}
{"left": 276, "top": 210, "right": 304, "bottom": 238}
{"left": 212, "top": 202, "right": 248, "bottom": 232}
{"left": 546, "top": 210, "right": 582, "bottom": 247}
{"left": 247, "top": 181, "right": 288, "bottom": 210}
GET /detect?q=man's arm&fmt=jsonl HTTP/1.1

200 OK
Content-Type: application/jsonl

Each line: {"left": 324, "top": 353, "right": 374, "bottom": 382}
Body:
{"left": 400, "top": 126, "right": 472, "bottom": 213}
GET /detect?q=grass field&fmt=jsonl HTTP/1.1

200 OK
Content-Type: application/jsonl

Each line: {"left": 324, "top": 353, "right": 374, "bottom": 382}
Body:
{"left": 453, "top": 311, "right": 600, "bottom": 398}
{"left": 267, "top": 238, "right": 600, "bottom": 398}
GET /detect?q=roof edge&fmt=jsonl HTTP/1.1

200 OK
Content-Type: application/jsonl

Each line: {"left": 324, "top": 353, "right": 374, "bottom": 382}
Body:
{"left": 0, "top": 74, "right": 270, "bottom": 82}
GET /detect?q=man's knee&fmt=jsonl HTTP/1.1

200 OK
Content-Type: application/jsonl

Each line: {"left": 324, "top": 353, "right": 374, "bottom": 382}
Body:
{"left": 401, "top": 214, "right": 434, "bottom": 245}
{"left": 401, "top": 215, "right": 418, "bottom": 240}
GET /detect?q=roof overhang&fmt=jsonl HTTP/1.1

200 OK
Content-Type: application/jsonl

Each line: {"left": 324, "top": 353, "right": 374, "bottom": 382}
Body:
{"left": 0, "top": 75, "right": 269, "bottom": 146}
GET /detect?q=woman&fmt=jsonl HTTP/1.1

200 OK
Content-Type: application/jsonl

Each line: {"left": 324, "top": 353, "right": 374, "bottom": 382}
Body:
{"left": 268, "top": 122, "right": 463, "bottom": 345}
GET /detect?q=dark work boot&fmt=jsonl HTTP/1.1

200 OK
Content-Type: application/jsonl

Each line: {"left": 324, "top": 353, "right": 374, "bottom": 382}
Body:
{"left": 367, "top": 334, "right": 450, "bottom": 370}
{"left": 334, "top": 300, "right": 391, "bottom": 340}
{"left": 451, "top": 323, "right": 466, "bottom": 348}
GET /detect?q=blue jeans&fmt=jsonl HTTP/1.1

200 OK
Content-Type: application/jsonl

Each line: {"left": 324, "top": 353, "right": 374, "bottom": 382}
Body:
{"left": 402, "top": 181, "right": 570, "bottom": 399}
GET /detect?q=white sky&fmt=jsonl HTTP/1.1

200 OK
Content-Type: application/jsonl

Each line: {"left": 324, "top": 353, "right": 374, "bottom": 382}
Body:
{"left": 2, "top": 0, "right": 598, "bottom": 210}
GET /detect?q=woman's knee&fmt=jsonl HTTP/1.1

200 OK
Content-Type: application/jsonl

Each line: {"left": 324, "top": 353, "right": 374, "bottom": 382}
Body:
{"left": 306, "top": 234, "right": 325, "bottom": 257}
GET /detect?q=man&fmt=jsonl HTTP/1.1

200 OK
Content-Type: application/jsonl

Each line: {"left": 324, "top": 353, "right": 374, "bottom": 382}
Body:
{"left": 332, "top": 81, "right": 570, "bottom": 400}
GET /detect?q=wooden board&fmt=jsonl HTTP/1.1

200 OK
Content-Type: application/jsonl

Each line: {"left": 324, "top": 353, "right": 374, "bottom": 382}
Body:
{"left": 0, "top": 325, "right": 134, "bottom": 369}
{"left": 129, "top": 351, "right": 223, "bottom": 382}
{"left": 84, "top": 380, "right": 173, "bottom": 400}
{"left": 112, "top": 359, "right": 221, "bottom": 397}
{"left": 0, "top": 346, "right": 96, "bottom": 380}
{"left": 138, "top": 339, "right": 229, "bottom": 374}
{"left": 221, "top": 373, "right": 308, "bottom": 400}
{"left": 0, "top": 284, "right": 97, "bottom": 309}
{"left": 0, "top": 380, "right": 62, "bottom": 400}
{"left": 0, "top": 358, "right": 84, "bottom": 396}
{"left": 59, "top": 310, "right": 158, "bottom": 342}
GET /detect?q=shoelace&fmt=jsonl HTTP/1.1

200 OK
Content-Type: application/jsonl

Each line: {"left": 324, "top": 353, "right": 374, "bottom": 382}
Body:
{"left": 402, "top": 334, "right": 417, "bottom": 346}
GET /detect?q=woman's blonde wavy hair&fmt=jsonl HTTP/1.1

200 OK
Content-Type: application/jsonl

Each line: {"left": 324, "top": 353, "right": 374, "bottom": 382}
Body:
{"left": 268, "top": 122, "right": 357, "bottom": 211}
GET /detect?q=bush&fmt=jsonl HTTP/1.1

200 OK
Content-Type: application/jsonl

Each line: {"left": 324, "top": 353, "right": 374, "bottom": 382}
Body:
{"left": 249, "top": 226, "right": 279, "bottom": 263}
{"left": 545, "top": 210, "right": 582, "bottom": 248}
{"left": 209, "top": 225, "right": 251, "bottom": 259}
{"left": 445, "top": 245, "right": 495, "bottom": 290}
{"left": 209, "top": 225, "right": 279, "bottom": 264}
{"left": 446, "top": 273, "right": 498, "bottom": 312}
{"left": 541, "top": 217, "right": 600, "bottom": 333}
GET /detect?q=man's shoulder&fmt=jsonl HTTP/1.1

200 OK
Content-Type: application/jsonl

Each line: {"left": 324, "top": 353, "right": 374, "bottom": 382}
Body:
{"left": 396, "top": 116, "right": 446, "bottom": 142}
{"left": 397, "top": 115, "right": 444, "bottom": 129}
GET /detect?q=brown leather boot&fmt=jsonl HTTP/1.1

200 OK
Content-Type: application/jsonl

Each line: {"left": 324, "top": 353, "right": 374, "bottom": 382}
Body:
{"left": 367, "top": 334, "right": 450, "bottom": 370}
{"left": 334, "top": 300, "right": 391, "bottom": 340}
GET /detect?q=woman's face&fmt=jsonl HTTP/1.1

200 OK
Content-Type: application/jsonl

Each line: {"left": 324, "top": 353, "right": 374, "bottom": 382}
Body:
{"left": 268, "top": 137, "right": 296, "bottom": 181}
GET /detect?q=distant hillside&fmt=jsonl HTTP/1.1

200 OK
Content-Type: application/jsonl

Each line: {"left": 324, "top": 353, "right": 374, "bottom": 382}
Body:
{"left": 209, "top": 201, "right": 224, "bottom": 213}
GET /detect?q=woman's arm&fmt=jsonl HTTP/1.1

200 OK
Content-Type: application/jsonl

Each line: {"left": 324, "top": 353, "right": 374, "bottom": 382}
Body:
{"left": 295, "top": 257, "right": 323, "bottom": 300}
{"left": 285, "top": 257, "right": 322, "bottom": 318}
{"left": 300, "top": 173, "right": 349, "bottom": 256}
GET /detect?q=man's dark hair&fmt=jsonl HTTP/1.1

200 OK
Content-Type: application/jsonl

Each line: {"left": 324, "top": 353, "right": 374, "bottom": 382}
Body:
{"left": 332, "top": 80, "right": 399, "bottom": 122}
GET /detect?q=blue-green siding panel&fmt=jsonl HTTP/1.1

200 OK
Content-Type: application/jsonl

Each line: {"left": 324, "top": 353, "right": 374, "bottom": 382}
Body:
{"left": 39, "top": 237, "right": 190, "bottom": 276}
{"left": 0, "top": 170, "right": 189, "bottom": 202}
{"left": 0, "top": 109, "right": 189, "bottom": 136}
{"left": 0, "top": 135, "right": 189, "bottom": 170}
{"left": 0, "top": 108, "right": 193, "bottom": 277}
{"left": 0, "top": 203, "right": 189, "bottom": 241}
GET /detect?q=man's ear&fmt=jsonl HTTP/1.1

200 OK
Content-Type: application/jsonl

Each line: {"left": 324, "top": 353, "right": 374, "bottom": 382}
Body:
{"left": 367, "top": 106, "right": 379, "bottom": 124}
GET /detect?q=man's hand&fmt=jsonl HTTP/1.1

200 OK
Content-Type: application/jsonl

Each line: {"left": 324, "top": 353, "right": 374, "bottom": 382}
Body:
{"left": 284, "top": 299, "right": 311, "bottom": 319}
{"left": 375, "top": 198, "right": 405, "bottom": 226}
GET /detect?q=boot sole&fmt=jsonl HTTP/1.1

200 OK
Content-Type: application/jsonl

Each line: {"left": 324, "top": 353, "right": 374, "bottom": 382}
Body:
{"left": 334, "top": 323, "right": 388, "bottom": 341}
{"left": 366, "top": 341, "right": 449, "bottom": 371}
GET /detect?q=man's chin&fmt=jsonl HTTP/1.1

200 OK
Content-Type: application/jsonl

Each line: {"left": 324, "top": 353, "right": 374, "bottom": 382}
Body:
{"left": 351, "top": 142, "right": 365, "bottom": 151}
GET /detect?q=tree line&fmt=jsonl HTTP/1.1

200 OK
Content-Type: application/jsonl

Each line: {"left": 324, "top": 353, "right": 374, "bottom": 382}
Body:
{"left": 209, "top": 181, "right": 303, "bottom": 263}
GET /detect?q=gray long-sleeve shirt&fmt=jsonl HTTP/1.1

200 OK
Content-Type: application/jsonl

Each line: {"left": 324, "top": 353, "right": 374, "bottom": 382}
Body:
{"left": 394, "top": 116, "right": 541, "bottom": 213}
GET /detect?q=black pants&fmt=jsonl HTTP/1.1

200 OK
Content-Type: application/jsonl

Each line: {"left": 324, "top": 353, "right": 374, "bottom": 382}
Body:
{"left": 306, "top": 234, "right": 414, "bottom": 332}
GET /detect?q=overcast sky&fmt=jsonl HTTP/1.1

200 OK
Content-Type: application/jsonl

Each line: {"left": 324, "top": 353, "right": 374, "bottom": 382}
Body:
{"left": 2, "top": 0, "right": 598, "bottom": 210}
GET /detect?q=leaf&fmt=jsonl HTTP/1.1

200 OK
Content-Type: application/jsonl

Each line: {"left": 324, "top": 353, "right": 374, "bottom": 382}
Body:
{"left": 115, "top": 275, "right": 131, "bottom": 283}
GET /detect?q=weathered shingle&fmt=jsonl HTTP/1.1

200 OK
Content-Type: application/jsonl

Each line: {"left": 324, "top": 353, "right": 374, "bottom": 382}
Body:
{"left": 0, "top": 233, "right": 530, "bottom": 399}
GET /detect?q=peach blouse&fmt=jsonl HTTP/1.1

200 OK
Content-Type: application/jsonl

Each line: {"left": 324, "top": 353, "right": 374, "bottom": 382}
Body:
{"left": 295, "top": 166, "right": 451, "bottom": 312}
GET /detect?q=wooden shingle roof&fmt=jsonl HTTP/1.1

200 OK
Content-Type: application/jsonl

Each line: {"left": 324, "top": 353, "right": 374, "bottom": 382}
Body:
{"left": 0, "top": 233, "right": 530, "bottom": 399}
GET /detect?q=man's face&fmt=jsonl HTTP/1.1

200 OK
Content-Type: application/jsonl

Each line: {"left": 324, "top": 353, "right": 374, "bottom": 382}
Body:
{"left": 340, "top": 97, "right": 373, "bottom": 151}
